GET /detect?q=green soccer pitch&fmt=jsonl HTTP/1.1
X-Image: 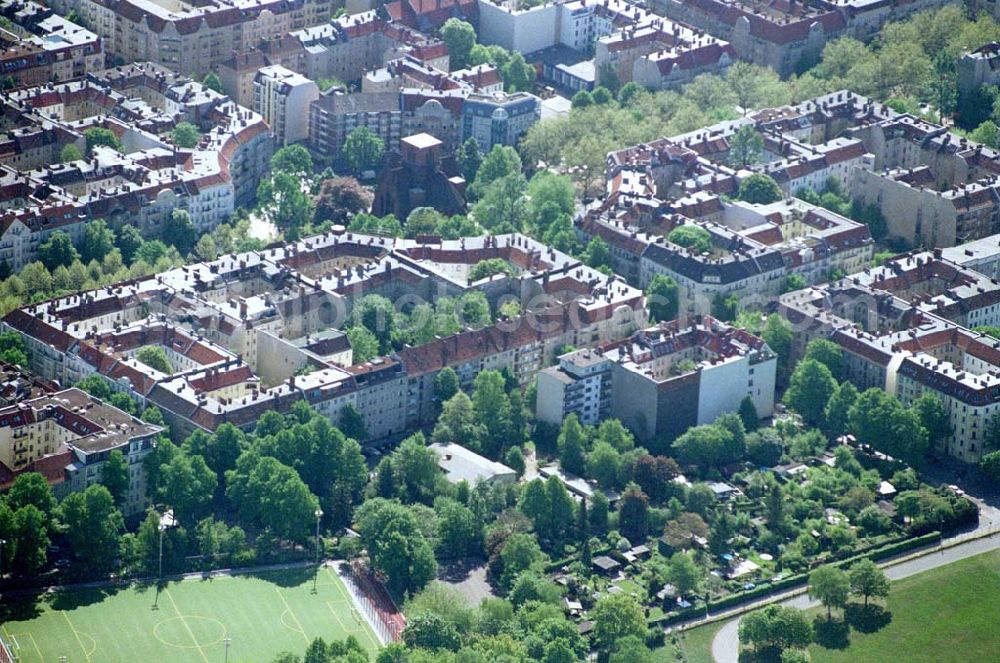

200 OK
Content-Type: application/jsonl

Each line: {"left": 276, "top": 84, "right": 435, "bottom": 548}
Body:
{"left": 0, "top": 565, "right": 381, "bottom": 663}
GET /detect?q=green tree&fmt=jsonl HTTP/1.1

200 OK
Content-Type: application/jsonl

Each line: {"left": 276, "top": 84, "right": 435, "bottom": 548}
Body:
{"left": 339, "top": 405, "right": 368, "bottom": 445}
{"left": 672, "top": 423, "right": 732, "bottom": 471}
{"left": 441, "top": 19, "right": 476, "bottom": 70}
{"left": 171, "top": 122, "right": 201, "bottom": 148}
{"left": 38, "top": 230, "right": 79, "bottom": 270}
{"left": 353, "top": 294, "right": 396, "bottom": 353}
{"left": 342, "top": 127, "right": 384, "bottom": 175}
{"left": 727, "top": 61, "right": 789, "bottom": 114}
{"left": 434, "top": 367, "right": 460, "bottom": 403}
{"left": 59, "top": 485, "right": 123, "bottom": 572}
{"left": 618, "top": 483, "right": 649, "bottom": 542}
{"left": 7, "top": 472, "right": 57, "bottom": 520}
{"left": 739, "top": 395, "right": 759, "bottom": 432}
{"left": 730, "top": 124, "right": 764, "bottom": 167}
{"left": 271, "top": 144, "right": 313, "bottom": 175}
{"left": 472, "top": 173, "right": 529, "bottom": 232}
{"left": 804, "top": 339, "right": 842, "bottom": 380}
{"left": 12, "top": 505, "right": 48, "bottom": 575}
{"left": 670, "top": 550, "right": 701, "bottom": 596}
{"left": 738, "top": 173, "right": 783, "bottom": 204}
{"left": 557, "top": 414, "right": 588, "bottom": 475}
{"left": 225, "top": 452, "right": 319, "bottom": 543}
{"left": 117, "top": 225, "right": 144, "bottom": 264}
{"left": 981, "top": 450, "right": 1000, "bottom": 483}
{"left": 472, "top": 370, "right": 514, "bottom": 458}
{"left": 0, "top": 331, "right": 27, "bottom": 366}
{"left": 849, "top": 388, "right": 929, "bottom": 466}
{"left": 809, "top": 565, "right": 849, "bottom": 619}
{"left": 472, "top": 145, "right": 522, "bottom": 196}
{"left": 571, "top": 90, "right": 593, "bottom": 108}
{"left": 84, "top": 127, "right": 122, "bottom": 153}
{"left": 432, "top": 392, "right": 481, "bottom": 447}
{"left": 848, "top": 558, "right": 889, "bottom": 608}
{"left": 457, "top": 137, "right": 483, "bottom": 183}
{"left": 202, "top": 72, "right": 223, "bottom": 93}
{"left": 99, "top": 449, "right": 130, "bottom": 507}
{"left": 434, "top": 496, "right": 481, "bottom": 559}
{"left": 258, "top": 171, "right": 314, "bottom": 239}
{"left": 667, "top": 225, "right": 712, "bottom": 254}
{"left": 646, "top": 274, "right": 679, "bottom": 322}
{"left": 929, "top": 51, "right": 957, "bottom": 123}
{"left": 81, "top": 219, "right": 116, "bottom": 263}
{"left": 468, "top": 258, "right": 513, "bottom": 282}
{"left": 390, "top": 432, "right": 440, "bottom": 505}
{"left": 356, "top": 498, "right": 437, "bottom": 597}
{"left": 163, "top": 209, "right": 197, "bottom": 256}
{"left": 739, "top": 604, "right": 813, "bottom": 654}
{"left": 913, "top": 394, "right": 951, "bottom": 447}
{"left": 824, "top": 381, "right": 858, "bottom": 436}
{"left": 502, "top": 52, "right": 535, "bottom": 92}
{"left": 591, "top": 593, "right": 646, "bottom": 652}
{"left": 184, "top": 423, "right": 246, "bottom": 480}
{"left": 403, "top": 613, "right": 462, "bottom": 651}
{"left": 156, "top": 451, "right": 217, "bottom": 522}
{"left": 784, "top": 359, "right": 837, "bottom": 426}
{"left": 970, "top": 120, "right": 1000, "bottom": 148}
{"left": 346, "top": 326, "right": 379, "bottom": 363}
{"left": 527, "top": 171, "right": 574, "bottom": 232}
{"left": 498, "top": 532, "right": 546, "bottom": 590}
{"left": 60, "top": 143, "right": 83, "bottom": 162}
{"left": 136, "top": 346, "right": 173, "bottom": 373}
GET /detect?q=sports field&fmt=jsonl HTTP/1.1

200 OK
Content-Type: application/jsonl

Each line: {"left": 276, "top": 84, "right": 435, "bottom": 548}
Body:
{"left": 0, "top": 565, "right": 381, "bottom": 663}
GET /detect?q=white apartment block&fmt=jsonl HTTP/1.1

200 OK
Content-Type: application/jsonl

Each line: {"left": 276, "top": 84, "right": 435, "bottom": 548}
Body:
{"left": 254, "top": 64, "right": 319, "bottom": 145}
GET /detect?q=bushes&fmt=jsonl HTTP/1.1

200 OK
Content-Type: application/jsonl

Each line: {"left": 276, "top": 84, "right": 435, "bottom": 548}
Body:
{"left": 648, "top": 532, "right": 942, "bottom": 625}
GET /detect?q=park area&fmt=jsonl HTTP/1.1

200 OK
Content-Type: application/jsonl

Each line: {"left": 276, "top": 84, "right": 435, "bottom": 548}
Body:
{"left": 807, "top": 548, "right": 1000, "bottom": 663}
{"left": 0, "top": 566, "right": 380, "bottom": 663}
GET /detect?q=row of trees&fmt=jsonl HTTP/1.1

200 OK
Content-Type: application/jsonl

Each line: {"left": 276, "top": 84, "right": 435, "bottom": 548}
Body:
{"left": 784, "top": 339, "right": 949, "bottom": 466}
{"left": 740, "top": 559, "right": 890, "bottom": 661}
{"left": 440, "top": 19, "right": 535, "bottom": 92}
{"left": 346, "top": 291, "right": 500, "bottom": 362}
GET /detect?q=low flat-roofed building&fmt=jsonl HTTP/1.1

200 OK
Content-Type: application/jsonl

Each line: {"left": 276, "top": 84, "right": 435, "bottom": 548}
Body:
{"left": 429, "top": 442, "right": 517, "bottom": 486}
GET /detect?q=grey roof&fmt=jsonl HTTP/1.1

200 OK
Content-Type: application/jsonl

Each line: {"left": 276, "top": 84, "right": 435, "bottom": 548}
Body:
{"left": 429, "top": 442, "right": 516, "bottom": 485}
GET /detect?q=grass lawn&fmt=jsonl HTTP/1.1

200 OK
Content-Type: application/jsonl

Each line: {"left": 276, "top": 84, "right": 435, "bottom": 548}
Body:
{"left": 809, "top": 549, "right": 1000, "bottom": 663}
{"left": 666, "top": 620, "right": 728, "bottom": 663}
{"left": 0, "top": 565, "right": 380, "bottom": 663}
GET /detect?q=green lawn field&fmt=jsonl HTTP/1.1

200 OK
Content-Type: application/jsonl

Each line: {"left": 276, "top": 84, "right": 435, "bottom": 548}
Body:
{"left": 0, "top": 565, "right": 380, "bottom": 663}
{"left": 674, "top": 620, "right": 726, "bottom": 663}
{"left": 809, "top": 549, "right": 1000, "bottom": 663}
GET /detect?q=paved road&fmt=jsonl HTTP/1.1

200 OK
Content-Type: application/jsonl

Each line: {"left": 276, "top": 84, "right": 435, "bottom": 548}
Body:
{"left": 709, "top": 531, "right": 1000, "bottom": 663}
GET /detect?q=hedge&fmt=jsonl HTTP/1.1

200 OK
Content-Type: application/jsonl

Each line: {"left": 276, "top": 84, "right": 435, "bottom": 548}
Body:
{"left": 647, "top": 531, "right": 941, "bottom": 626}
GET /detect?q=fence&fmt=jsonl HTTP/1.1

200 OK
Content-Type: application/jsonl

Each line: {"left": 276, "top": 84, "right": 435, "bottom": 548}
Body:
{"left": 341, "top": 561, "right": 406, "bottom": 644}
{"left": 0, "top": 636, "right": 15, "bottom": 663}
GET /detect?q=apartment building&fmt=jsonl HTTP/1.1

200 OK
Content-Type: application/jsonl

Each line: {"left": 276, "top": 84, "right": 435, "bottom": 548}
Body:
{"left": 576, "top": 194, "right": 873, "bottom": 315}
{"left": 780, "top": 247, "right": 1000, "bottom": 464}
{"left": 0, "top": 62, "right": 272, "bottom": 271}
{"left": 0, "top": 388, "right": 162, "bottom": 516}
{"left": 4, "top": 231, "right": 645, "bottom": 442}
{"left": 537, "top": 316, "right": 776, "bottom": 441}
{"left": 655, "top": 0, "right": 948, "bottom": 77}
{"left": 45, "top": 0, "right": 334, "bottom": 78}
{"left": 253, "top": 64, "right": 319, "bottom": 145}
{"left": 0, "top": 0, "right": 104, "bottom": 87}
